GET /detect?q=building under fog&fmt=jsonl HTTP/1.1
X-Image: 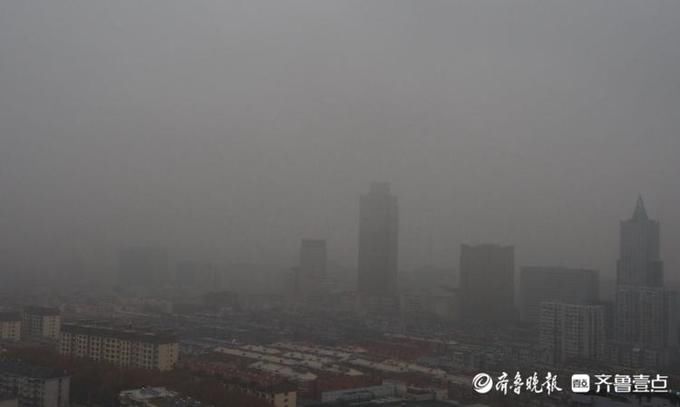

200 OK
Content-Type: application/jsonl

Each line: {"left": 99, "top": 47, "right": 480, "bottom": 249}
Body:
{"left": 22, "top": 306, "right": 61, "bottom": 340}
{"left": 520, "top": 267, "right": 599, "bottom": 322}
{"left": 612, "top": 197, "right": 678, "bottom": 366}
{"left": 296, "top": 239, "right": 327, "bottom": 295}
{"left": 0, "top": 361, "right": 70, "bottom": 407}
{"left": 59, "top": 323, "right": 178, "bottom": 371}
{"left": 539, "top": 302, "right": 606, "bottom": 365}
{"left": 459, "top": 244, "right": 515, "bottom": 324}
{"left": 357, "top": 183, "right": 399, "bottom": 301}
{"left": 0, "top": 312, "right": 21, "bottom": 342}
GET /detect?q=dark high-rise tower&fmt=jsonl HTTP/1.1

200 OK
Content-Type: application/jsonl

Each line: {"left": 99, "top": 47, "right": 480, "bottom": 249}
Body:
{"left": 357, "top": 182, "right": 398, "bottom": 297}
{"left": 614, "top": 196, "right": 677, "bottom": 351}
{"left": 616, "top": 196, "right": 663, "bottom": 287}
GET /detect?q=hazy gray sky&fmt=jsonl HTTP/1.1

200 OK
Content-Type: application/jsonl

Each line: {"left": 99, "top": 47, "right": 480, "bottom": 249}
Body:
{"left": 1, "top": 1, "right": 679, "bottom": 279}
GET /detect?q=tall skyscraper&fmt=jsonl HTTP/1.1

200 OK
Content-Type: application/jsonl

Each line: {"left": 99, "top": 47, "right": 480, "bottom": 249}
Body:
{"left": 459, "top": 244, "right": 515, "bottom": 324}
{"left": 520, "top": 267, "right": 599, "bottom": 322}
{"left": 539, "top": 302, "right": 606, "bottom": 365}
{"left": 357, "top": 182, "right": 398, "bottom": 298}
{"left": 614, "top": 197, "right": 677, "bottom": 352}
{"left": 296, "top": 239, "right": 327, "bottom": 294}
{"left": 617, "top": 196, "right": 663, "bottom": 287}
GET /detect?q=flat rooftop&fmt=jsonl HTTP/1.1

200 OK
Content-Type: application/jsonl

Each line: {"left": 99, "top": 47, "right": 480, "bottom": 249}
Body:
{"left": 62, "top": 323, "right": 177, "bottom": 344}
{"left": 0, "top": 361, "right": 69, "bottom": 380}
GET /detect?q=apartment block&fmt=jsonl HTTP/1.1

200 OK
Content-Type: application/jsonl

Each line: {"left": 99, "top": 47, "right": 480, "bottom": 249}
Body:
{"left": 0, "top": 313, "right": 21, "bottom": 342}
{"left": 22, "top": 307, "right": 61, "bottom": 340}
{"left": 539, "top": 302, "right": 606, "bottom": 365}
{"left": 0, "top": 361, "right": 70, "bottom": 407}
{"left": 59, "top": 323, "right": 178, "bottom": 371}
{"left": 120, "top": 387, "right": 206, "bottom": 407}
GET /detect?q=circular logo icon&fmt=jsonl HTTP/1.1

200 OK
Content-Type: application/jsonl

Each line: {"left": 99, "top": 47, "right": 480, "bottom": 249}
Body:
{"left": 472, "top": 373, "right": 493, "bottom": 394}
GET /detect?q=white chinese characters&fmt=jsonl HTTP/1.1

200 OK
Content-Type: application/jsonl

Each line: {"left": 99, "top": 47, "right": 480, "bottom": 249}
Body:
{"left": 474, "top": 372, "right": 670, "bottom": 396}
{"left": 472, "top": 372, "right": 563, "bottom": 395}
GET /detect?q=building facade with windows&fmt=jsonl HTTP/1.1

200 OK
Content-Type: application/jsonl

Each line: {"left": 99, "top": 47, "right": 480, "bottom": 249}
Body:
{"left": 0, "top": 313, "right": 21, "bottom": 342}
{"left": 22, "top": 307, "right": 61, "bottom": 340}
{"left": 539, "top": 302, "right": 606, "bottom": 365}
{"left": 613, "top": 197, "right": 678, "bottom": 366}
{"left": 0, "top": 361, "right": 69, "bottom": 407}
{"left": 59, "top": 323, "right": 178, "bottom": 371}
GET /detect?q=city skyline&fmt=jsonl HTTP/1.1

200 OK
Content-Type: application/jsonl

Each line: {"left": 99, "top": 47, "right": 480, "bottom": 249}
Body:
{"left": 1, "top": 1, "right": 680, "bottom": 280}
{"left": 4, "top": 188, "right": 680, "bottom": 283}
{"left": 2, "top": 1, "right": 680, "bottom": 405}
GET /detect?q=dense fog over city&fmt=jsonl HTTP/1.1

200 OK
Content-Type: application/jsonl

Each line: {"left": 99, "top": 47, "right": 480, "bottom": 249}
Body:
{"left": 3, "top": 2, "right": 680, "bottom": 407}
{"left": 2, "top": 1, "right": 679, "bottom": 281}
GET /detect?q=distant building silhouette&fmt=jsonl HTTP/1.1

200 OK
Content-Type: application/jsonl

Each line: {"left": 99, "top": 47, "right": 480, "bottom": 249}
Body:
{"left": 117, "top": 247, "right": 169, "bottom": 290}
{"left": 520, "top": 267, "right": 599, "bottom": 322}
{"left": 357, "top": 183, "right": 398, "bottom": 299}
{"left": 612, "top": 196, "right": 678, "bottom": 365}
{"left": 617, "top": 196, "right": 663, "bottom": 287}
{"left": 459, "top": 244, "right": 515, "bottom": 324}
{"left": 296, "top": 239, "right": 327, "bottom": 295}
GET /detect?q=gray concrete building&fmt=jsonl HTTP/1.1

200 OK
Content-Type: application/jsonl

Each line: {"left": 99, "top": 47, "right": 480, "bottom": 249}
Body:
{"left": 357, "top": 182, "right": 398, "bottom": 299}
{"left": 614, "top": 197, "right": 678, "bottom": 352}
{"left": 0, "top": 361, "right": 69, "bottom": 407}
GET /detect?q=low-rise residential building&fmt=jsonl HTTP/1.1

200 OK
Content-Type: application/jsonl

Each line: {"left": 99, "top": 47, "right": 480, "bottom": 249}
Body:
{"left": 235, "top": 382, "right": 296, "bottom": 407}
{"left": 0, "top": 313, "right": 21, "bottom": 342}
{"left": 22, "top": 307, "right": 61, "bottom": 340}
{"left": 119, "top": 387, "right": 205, "bottom": 407}
{"left": 0, "top": 361, "right": 70, "bottom": 407}
{"left": 321, "top": 383, "right": 399, "bottom": 404}
{"left": 59, "top": 323, "right": 178, "bottom": 371}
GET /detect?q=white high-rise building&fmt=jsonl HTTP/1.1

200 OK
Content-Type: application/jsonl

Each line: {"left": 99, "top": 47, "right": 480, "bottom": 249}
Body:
{"left": 539, "top": 302, "right": 606, "bottom": 365}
